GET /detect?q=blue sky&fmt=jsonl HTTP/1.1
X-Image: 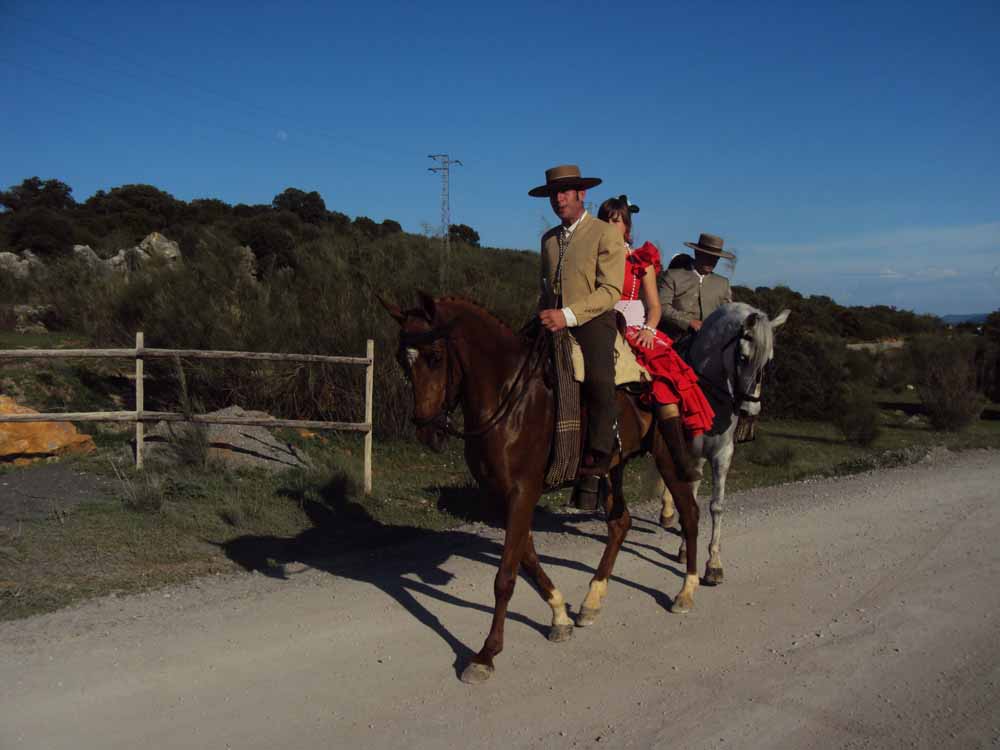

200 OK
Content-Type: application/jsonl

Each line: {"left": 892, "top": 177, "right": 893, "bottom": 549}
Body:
{"left": 2, "top": 0, "right": 998, "bottom": 315}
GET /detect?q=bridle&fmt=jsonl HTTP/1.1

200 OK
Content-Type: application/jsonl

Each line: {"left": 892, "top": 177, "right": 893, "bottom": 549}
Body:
{"left": 398, "top": 318, "right": 549, "bottom": 439}
{"left": 693, "top": 327, "right": 769, "bottom": 413}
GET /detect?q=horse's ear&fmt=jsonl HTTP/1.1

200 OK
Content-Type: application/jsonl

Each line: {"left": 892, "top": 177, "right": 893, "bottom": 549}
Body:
{"left": 416, "top": 290, "right": 437, "bottom": 321}
{"left": 377, "top": 294, "right": 407, "bottom": 325}
{"left": 770, "top": 309, "right": 791, "bottom": 329}
{"left": 743, "top": 312, "right": 759, "bottom": 331}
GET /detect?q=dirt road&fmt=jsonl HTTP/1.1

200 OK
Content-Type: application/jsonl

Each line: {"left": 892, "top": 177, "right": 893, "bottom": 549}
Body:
{"left": 2, "top": 450, "right": 998, "bottom": 749}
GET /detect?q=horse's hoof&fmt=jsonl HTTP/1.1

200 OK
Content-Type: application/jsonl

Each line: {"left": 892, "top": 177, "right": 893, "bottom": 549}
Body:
{"left": 460, "top": 662, "right": 495, "bottom": 684}
{"left": 703, "top": 565, "right": 724, "bottom": 586}
{"left": 659, "top": 512, "right": 676, "bottom": 529}
{"left": 671, "top": 597, "right": 694, "bottom": 615}
{"left": 575, "top": 606, "right": 601, "bottom": 628}
{"left": 548, "top": 623, "right": 574, "bottom": 642}
{"left": 677, "top": 549, "right": 687, "bottom": 565}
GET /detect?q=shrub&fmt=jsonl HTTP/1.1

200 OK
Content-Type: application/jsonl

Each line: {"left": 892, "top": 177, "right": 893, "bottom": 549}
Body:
{"left": 235, "top": 216, "right": 297, "bottom": 273}
{"left": 8, "top": 207, "right": 77, "bottom": 256}
{"left": 844, "top": 349, "right": 877, "bottom": 385}
{"left": 875, "top": 348, "right": 914, "bottom": 393}
{"left": 832, "top": 385, "right": 881, "bottom": 446}
{"left": 909, "top": 334, "right": 986, "bottom": 431}
{"left": 765, "top": 330, "right": 847, "bottom": 419}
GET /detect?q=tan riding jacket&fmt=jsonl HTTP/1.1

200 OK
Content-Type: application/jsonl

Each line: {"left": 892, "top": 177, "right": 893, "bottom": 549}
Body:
{"left": 657, "top": 267, "right": 732, "bottom": 338}
{"left": 539, "top": 213, "right": 626, "bottom": 327}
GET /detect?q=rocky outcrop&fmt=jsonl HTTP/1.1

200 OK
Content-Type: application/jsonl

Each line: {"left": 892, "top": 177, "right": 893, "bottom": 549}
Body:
{"left": 143, "top": 406, "right": 310, "bottom": 472}
{"left": 237, "top": 245, "right": 258, "bottom": 280}
{"left": 0, "top": 396, "right": 96, "bottom": 466}
{"left": 0, "top": 252, "right": 31, "bottom": 279}
{"left": 139, "top": 232, "right": 182, "bottom": 264}
{"left": 2, "top": 232, "right": 184, "bottom": 280}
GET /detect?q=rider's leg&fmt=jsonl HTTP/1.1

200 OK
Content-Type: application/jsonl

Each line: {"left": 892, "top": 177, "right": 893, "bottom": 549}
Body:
{"left": 574, "top": 310, "right": 618, "bottom": 475}
{"left": 656, "top": 403, "right": 702, "bottom": 482}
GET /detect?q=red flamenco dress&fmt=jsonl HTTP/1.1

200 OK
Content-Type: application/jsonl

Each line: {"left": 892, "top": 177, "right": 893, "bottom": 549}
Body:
{"left": 614, "top": 242, "right": 715, "bottom": 436}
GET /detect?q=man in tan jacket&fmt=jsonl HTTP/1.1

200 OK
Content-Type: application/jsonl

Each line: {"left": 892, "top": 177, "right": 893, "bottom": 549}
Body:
{"left": 532, "top": 165, "right": 626, "bottom": 476}
{"left": 657, "top": 233, "right": 735, "bottom": 340}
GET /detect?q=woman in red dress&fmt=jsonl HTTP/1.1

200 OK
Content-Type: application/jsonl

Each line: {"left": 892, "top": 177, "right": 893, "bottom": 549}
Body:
{"left": 598, "top": 195, "right": 713, "bottom": 481}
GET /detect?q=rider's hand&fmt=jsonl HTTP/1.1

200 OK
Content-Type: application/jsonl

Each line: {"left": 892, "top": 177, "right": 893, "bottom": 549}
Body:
{"left": 688, "top": 319, "right": 703, "bottom": 332}
{"left": 539, "top": 309, "right": 567, "bottom": 332}
{"left": 638, "top": 328, "right": 656, "bottom": 349}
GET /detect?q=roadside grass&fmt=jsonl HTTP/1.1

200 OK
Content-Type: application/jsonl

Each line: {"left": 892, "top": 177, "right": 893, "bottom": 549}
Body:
{"left": 1, "top": 398, "right": 998, "bottom": 622}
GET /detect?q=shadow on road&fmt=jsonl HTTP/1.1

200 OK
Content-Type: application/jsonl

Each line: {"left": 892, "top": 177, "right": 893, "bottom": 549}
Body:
{"left": 218, "top": 474, "right": 685, "bottom": 677}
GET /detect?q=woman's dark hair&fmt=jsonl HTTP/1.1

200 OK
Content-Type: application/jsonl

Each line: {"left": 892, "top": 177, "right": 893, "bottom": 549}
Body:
{"left": 597, "top": 196, "right": 633, "bottom": 244}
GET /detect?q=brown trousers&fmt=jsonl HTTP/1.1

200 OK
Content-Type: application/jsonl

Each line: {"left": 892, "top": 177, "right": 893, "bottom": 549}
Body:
{"left": 573, "top": 310, "right": 617, "bottom": 455}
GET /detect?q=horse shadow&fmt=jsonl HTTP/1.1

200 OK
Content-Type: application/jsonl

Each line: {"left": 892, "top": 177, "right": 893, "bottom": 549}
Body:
{"left": 218, "top": 476, "right": 686, "bottom": 678}
{"left": 434, "top": 483, "right": 685, "bottom": 579}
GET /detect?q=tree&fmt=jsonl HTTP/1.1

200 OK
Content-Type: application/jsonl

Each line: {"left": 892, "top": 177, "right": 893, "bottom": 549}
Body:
{"left": 353, "top": 216, "right": 380, "bottom": 239}
{"left": 234, "top": 215, "right": 297, "bottom": 274}
{"left": 381, "top": 219, "right": 403, "bottom": 235}
{"left": 9, "top": 207, "right": 77, "bottom": 256}
{"left": 272, "top": 188, "right": 327, "bottom": 225}
{"left": 449, "top": 223, "right": 480, "bottom": 247}
{"left": 0, "top": 177, "right": 75, "bottom": 213}
{"left": 81, "top": 184, "right": 184, "bottom": 235}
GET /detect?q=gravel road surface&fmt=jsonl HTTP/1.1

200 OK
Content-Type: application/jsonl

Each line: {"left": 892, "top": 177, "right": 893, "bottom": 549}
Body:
{"left": 2, "top": 449, "right": 997, "bottom": 749}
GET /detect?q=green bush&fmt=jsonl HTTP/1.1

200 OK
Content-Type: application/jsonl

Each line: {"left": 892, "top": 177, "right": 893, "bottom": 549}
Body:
{"left": 832, "top": 385, "right": 881, "bottom": 446}
{"left": 875, "top": 348, "right": 914, "bottom": 393}
{"left": 909, "top": 334, "right": 986, "bottom": 431}
{"left": 8, "top": 207, "right": 77, "bottom": 256}
{"left": 765, "top": 330, "right": 847, "bottom": 419}
{"left": 844, "top": 349, "right": 877, "bottom": 385}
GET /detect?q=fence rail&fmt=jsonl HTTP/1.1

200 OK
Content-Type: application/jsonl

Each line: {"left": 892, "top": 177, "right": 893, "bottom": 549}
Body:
{"left": 0, "top": 334, "right": 376, "bottom": 494}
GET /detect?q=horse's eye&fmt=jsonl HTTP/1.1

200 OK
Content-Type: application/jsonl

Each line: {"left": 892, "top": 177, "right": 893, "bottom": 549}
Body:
{"left": 424, "top": 351, "right": 442, "bottom": 367}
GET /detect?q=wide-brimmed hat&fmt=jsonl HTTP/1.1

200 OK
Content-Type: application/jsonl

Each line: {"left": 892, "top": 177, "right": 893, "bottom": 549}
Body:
{"left": 528, "top": 165, "right": 602, "bottom": 197}
{"left": 684, "top": 233, "right": 736, "bottom": 260}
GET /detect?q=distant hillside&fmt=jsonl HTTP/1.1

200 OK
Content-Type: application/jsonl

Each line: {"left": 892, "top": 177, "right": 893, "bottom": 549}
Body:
{"left": 940, "top": 314, "right": 989, "bottom": 325}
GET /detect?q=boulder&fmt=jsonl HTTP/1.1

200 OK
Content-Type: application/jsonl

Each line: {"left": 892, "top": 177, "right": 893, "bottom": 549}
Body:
{"left": 73, "top": 244, "right": 106, "bottom": 271}
{"left": 0, "top": 252, "right": 30, "bottom": 279}
{"left": 12, "top": 304, "right": 57, "bottom": 335}
{"left": 143, "top": 406, "right": 310, "bottom": 472}
{"left": 105, "top": 247, "right": 148, "bottom": 275}
{"left": 0, "top": 396, "right": 96, "bottom": 466}
{"left": 138, "top": 232, "right": 182, "bottom": 264}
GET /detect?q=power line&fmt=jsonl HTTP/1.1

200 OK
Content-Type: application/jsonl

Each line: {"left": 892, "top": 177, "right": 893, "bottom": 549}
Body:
{"left": 428, "top": 154, "right": 462, "bottom": 292}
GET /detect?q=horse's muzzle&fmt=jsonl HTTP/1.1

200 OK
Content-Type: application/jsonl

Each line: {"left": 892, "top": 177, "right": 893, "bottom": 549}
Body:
{"left": 416, "top": 423, "right": 448, "bottom": 453}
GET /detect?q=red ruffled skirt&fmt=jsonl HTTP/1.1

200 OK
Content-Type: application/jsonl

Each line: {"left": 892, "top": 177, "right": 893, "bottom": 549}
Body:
{"left": 624, "top": 327, "right": 715, "bottom": 436}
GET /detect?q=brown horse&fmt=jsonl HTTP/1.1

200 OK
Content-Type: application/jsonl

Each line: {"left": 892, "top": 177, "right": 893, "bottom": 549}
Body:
{"left": 382, "top": 293, "right": 700, "bottom": 684}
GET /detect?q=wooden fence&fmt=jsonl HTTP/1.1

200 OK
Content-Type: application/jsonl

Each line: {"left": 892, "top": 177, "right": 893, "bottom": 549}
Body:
{"left": 0, "top": 334, "right": 376, "bottom": 494}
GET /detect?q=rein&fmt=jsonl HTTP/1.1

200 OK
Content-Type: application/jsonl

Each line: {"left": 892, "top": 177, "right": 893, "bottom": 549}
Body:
{"left": 401, "top": 320, "right": 549, "bottom": 439}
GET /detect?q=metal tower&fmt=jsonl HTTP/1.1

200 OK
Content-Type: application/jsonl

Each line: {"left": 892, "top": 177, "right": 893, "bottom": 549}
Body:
{"left": 428, "top": 153, "right": 462, "bottom": 291}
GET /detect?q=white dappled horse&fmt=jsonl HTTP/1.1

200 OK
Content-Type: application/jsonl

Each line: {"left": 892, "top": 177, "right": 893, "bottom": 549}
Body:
{"left": 648, "top": 302, "right": 790, "bottom": 584}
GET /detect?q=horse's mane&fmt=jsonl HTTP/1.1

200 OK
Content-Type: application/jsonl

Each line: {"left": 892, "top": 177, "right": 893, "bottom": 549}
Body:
{"left": 434, "top": 295, "right": 521, "bottom": 339}
{"left": 744, "top": 309, "right": 774, "bottom": 372}
{"left": 694, "top": 302, "right": 774, "bottom": 372}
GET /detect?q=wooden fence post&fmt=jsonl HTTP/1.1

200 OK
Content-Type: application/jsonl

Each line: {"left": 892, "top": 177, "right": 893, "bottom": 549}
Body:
{"left": 364, "top": 338, "right": 374, "bottom": 495}
{"left": 135, "top": 332, "right": 144, "bottom": 469}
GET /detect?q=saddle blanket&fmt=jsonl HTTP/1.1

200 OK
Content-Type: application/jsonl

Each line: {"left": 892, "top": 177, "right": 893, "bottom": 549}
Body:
{"left": 569, "top": 331, "right": 650, "bottom": 386}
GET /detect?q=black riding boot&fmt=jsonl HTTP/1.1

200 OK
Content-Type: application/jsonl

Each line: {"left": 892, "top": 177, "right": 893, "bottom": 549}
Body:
{"left": 657, "top": 416, "right": 702, "bottom": 483}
